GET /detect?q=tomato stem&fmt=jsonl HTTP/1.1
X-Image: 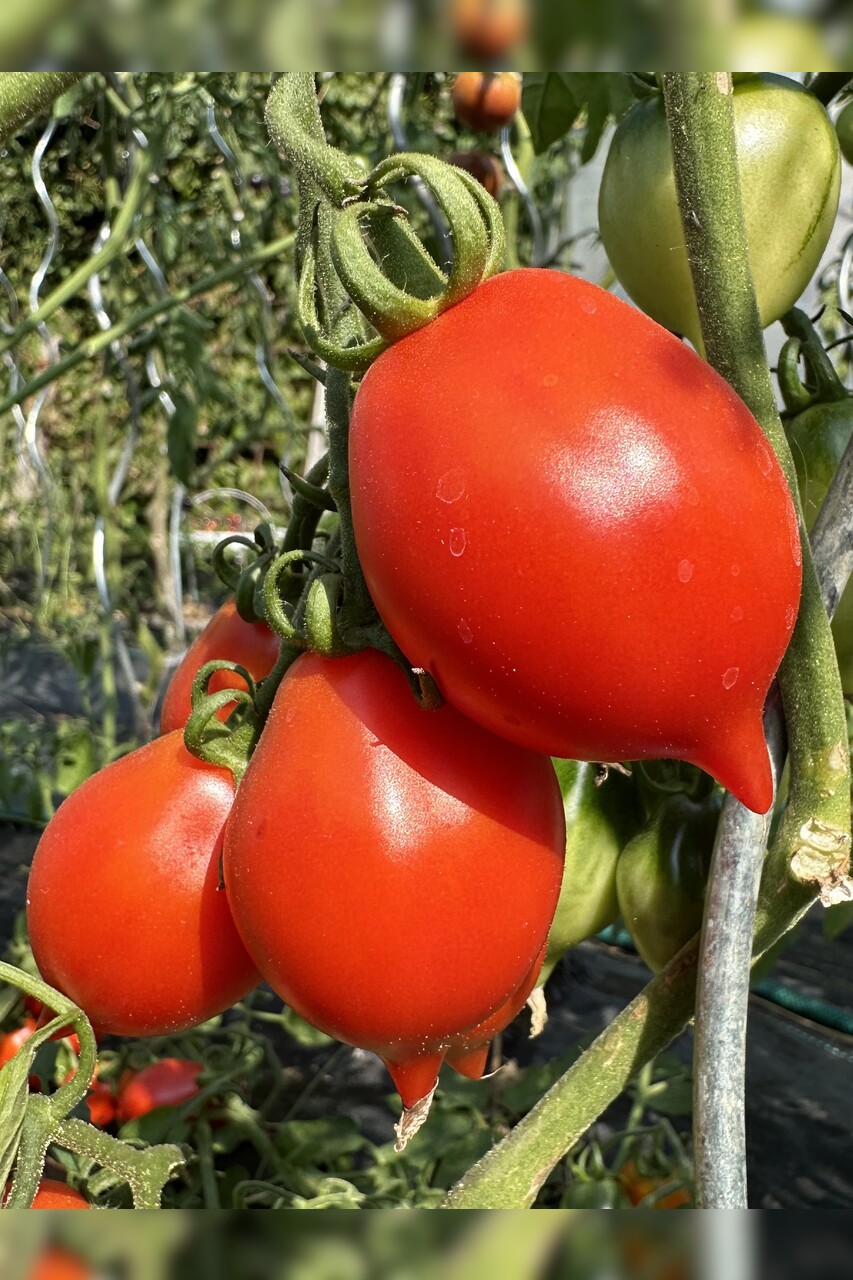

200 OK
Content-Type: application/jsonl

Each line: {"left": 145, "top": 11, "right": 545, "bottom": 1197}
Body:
{"left": 662, "top": 71, "right": 851, "bottom": 1210}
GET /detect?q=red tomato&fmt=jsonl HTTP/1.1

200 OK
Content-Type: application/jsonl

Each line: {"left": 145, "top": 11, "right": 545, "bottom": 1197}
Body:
{"left": 451, "top": 72, "right": 521, "bottom": 135}
{"left": 223, "top": 649, "right": 565, "bottom": 1109}
{"left": 450, "top": 0, "right": 528, "bottom": 59}
{"left": 349, "top": 269, "right": 802, "bottom": 815}
{"left": 0, "top": 1019, "right": 39, "bottom": 1067}
{"left": 445, "top": 939, "right": 546, "bottom": 1081}
{"left": 159, "top": 598, "right": 280, "bottom": 733}
{"left": 3, "top": 1178, "right": 91, "bottom": 1210}
{"left": 450, "top": 149, "right": 504, "bottom": 198}
{"left": 27, "top": 732, "right": 260, "bottom": 1037}
{"left": 29, "top": 1252, "right": 92, "bottom": 1280}
{"left": 116, "top": 1058, "right": 204, "bottom": 1124}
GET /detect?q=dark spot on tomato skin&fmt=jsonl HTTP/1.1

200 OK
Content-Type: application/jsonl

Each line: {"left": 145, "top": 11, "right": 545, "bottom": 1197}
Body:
{"left": 255, "top": 820, "right": 267, "bottom": 838}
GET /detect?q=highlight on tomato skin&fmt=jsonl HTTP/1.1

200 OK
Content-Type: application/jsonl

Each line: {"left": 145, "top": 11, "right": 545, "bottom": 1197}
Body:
{"left": 223, "top": 648, "right": 566, "bottom": 1109}
{"left": 349, "top": 268, "right": 802, "bottom": 816}
{"left": 159, "top": 597, "right": 280, "bottom": 733}
{"left": 26, "top": 732, "right": 260, "bottom": 1038}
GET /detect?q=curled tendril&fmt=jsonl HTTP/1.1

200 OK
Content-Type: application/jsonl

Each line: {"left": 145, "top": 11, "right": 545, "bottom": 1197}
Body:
{"left": 263, "top": 548, "right": 341, "bottom": 648}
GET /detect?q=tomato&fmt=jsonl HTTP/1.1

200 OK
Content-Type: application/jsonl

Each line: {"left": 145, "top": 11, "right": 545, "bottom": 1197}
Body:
{"left": 0, "top": 1018, "right": 39, "bottom": 1067}
{"left": 450, "top": 0, "right": 527, "bottom": 60}
{"left": 616, "top": 792, "right": 720, "bottom": 972}
{"left": 159, "top": 598, "right": 280, "bottom": 734}
{"left": 27, "top": 732, "right": 260, "bottom": 1037}
{"left": 445, "top": 940, "right": 546, "bottom": 1081}
{"left": 349, "top": 268, "right": 801, "bottom": 816}
{"left": 3, "top": 1178, "right": 91, "bottom": 1210}
{"left": 30, "top": 1252, "right": 92, "bottom": 1280}
{"left": 223, "top": 648, "right": 565, "bottom": 1109}
{"left": 451, "top": 72, "right": 521, "bottom": 135}
{"left": 116, "top": 1058, "right": 204, "bottom": 1124}
{"left": 836, "top": 100, "right": 853, "bottom": 166}
{"left": 599, "top": 75, "right": 840, "bottom": 348}
{"left": 538, "top": 761, "right": 642, "bottom": 987}
{"left": 786, "top": 398, "right": 853, "bottom": 694}
{"left": 617, "top": 1159, "right": 692, "bottom": 1208}
{"left": 562, "top": 1177, "right": 632, "bottom": 1208}
{"left": 83, "top": 1075, "right": 116, "bottom": 1128}
{"left": 450, "top": 149, "right": 503, "bottom": 198}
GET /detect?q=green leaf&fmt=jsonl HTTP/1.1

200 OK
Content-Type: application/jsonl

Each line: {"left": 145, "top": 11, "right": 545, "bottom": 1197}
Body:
{"left": 276, "top": 1117, "right": 366, "bottom": 1167}
{"left": 52, "top": 723, "right": 97, "bottom": 796}
{"left": 522, "top": 74, "right": 580, "bottom": 155}
{"left": 279, "top": 1005, "right": 334, "bottom": 1047}
{"left": 166, "top": 390, "right": 198, "bottom": 486}
{"left": 522, "top": 72, "right": 637, "bottom": 160}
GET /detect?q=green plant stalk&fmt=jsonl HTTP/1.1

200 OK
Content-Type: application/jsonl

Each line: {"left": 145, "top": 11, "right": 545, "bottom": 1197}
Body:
{"left": 0, "top": 233, "right": 295, "bottom": 417}
{"left": 662, "top": 71, "right": 850, "bottom": 1209}
{"left": 443, "top": 76, "right": 851, "bottom": 1213}
{"left": 0, "top": 73, "right": 84, "bottom": 146}
{"left": 0, "top": 143, "right": 155, "bottom": 359}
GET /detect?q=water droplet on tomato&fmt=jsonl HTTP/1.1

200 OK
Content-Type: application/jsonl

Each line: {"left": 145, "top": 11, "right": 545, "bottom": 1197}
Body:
{"left": 722, "top": 667, "right": 739, "bottom": 690}
{"left": 449, "top": 528, "right": 467, "bottom": 557}
{"left": 458, "top": 619, "right": 473, "bottom": 644}
{"left": 579, "top": 294, "right": 597, "bottom": 315}
{"left": 731, "top": 563, "right": 740, "bottom": 577}
{"left": 785, "top": 605, "right": 796, "bottom": 630}
{"left": 436, "top": 469, "right": 466, "bottom": 504}
{"left": 542, "top": 373, "right": 558, "bottom": 387}
{"left": 677, "top": 559, "right": 693, "bottom": 583}
{"left": 731, "top": 606, "right": 744, "bottom": 622}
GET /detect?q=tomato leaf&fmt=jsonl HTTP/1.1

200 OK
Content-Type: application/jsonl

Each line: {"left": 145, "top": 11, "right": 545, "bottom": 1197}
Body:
{"left": 522, "top": 73, "right": 635, "bottom": 158}
{"left": 166, "top": 390, "right": 198, "bottom": 486}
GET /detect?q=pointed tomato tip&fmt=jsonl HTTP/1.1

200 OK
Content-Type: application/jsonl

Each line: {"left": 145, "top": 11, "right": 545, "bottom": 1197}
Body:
{"left": 691, "top": 716, "right": 775, "bottom": 815}
{"left": 383, "top": 1052, "right": 445, "bottom": 1110}
{"left": 446, "top": 1042, "right": 491, "bottom": 1081}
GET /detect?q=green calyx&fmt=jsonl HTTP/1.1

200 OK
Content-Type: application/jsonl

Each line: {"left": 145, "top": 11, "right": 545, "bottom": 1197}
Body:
{"left": 267, "top": 74, "right": 506, "bottom": 373}
{"left": 779, "top": 307, "right": 850, "bottom": 415}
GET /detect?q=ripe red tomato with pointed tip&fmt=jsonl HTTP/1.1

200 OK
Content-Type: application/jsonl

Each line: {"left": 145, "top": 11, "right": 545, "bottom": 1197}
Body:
{"left": 223, "top": 648, "right": 564, "bottom": 1109}
{"left": 159, "top": 598, "right": 280, "bottom": 733}
{"left": 116, "top": 1059, "right": 204, "bottom": 1124}
{"left": 26, "top": 732, "right": 259, "bottom": 1037}
{"left": 349, "top": 268, "right": 802, "bottom": 815}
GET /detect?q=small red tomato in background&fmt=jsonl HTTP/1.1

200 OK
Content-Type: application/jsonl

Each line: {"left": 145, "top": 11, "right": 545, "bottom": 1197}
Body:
{"left": 4, "top": 1177, "right": 90, "bottom": 1210}
{"left": 27, "top": 731, "right": 259, "bottom": 1037}
{"left": 450, "top": 0, "right": 527, "bottom": 60}
{"left": 223, "top": 648, "right": 565, "bottom": 1109}
{"left": 159, "top": 598, "right": 280, "bottom": 733}
{"left": 349, "top": 268, "right": 802, "bottom": 815}
{"left": 450, "top": 149, "right": 504, "bottom": 198}
{"left": 451, "top": 71, "right": 521, "bottom": 134}
{"left": 116, "top": 1058, "right": 204, "bottom": 1124}
{"left": 0, "top": 1018, "right": 39, "bottom": 1067}
{"left": 29, "top": 1253, "right": 93, "bottom": 1280}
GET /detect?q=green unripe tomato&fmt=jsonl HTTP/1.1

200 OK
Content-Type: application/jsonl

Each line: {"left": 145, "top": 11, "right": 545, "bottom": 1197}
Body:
{"left": 786, "top": 398, "right": 853, "bottom": 694}
{"left": 836, "top": 100, "right": 853, "bottom": 167}
{"left": 616, "top": 792, "right": 720, "bottom": 973}
{"left": 538, "top": 760, "right": 641, "bottom": 987}
{"left": 599, "top": 75, "right": 841, "bottom": 348}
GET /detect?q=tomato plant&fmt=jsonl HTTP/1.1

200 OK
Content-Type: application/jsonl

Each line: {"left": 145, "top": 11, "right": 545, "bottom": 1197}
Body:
{"left": 451, "top": 72, "right": 521, "bottom": 135}
{"left": 26, "top": 731, "right": 260, "bottom": 1037}
{"left": 160, "top": 598, "right": 280, "bottom": 733}
{"left": 116, "top": 1059, "right": 204, "bottom": 1124}
{"left": 599, "top": 75, "right": 840, "bottom": 347}
{"left": 350, "top": 268, "right": 801, "bottom": 815}
{"left": 223, "top": 648, "right": 565, "bottom": 1109}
